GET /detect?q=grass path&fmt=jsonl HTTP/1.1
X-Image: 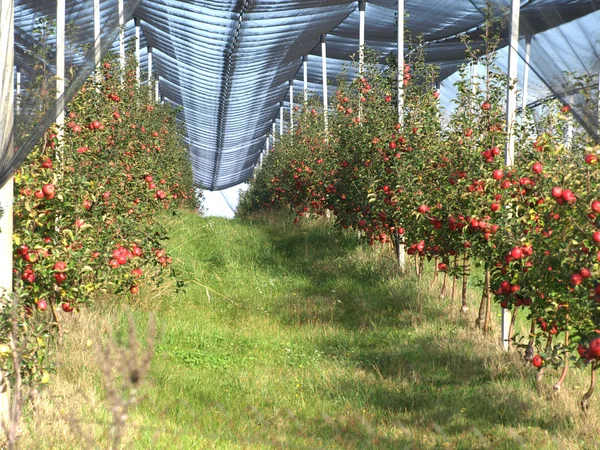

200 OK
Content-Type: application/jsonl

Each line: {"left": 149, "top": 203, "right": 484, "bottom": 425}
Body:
{"left": 22, "top": 212, "right": 600, "bottom": 449}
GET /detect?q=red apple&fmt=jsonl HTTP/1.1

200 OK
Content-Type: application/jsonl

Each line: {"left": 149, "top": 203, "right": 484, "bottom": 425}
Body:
{"left": 36, "top": 299, "right": 48, "bottom": 311}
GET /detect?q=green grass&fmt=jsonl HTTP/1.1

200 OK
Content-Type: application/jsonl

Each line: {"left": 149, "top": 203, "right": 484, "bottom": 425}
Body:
{"left": 22, "top": 210, "right": 600, "bottom": 449}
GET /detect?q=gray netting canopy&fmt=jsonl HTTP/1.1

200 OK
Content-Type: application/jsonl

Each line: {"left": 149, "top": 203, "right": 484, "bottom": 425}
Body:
{"left": 2, "top": 0, "right": 600, "bottom": 191}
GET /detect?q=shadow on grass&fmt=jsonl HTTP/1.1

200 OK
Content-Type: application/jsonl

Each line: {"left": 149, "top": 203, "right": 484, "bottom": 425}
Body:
{"left": 233, "top": 215, "right": 574, "bottom": 444}
{"left": 241, "top": 216, "right": 446, "bottom": 330}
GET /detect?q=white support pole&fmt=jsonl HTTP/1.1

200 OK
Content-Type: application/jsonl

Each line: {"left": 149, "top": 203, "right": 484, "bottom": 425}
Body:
{"left": 118, "top": 0, "right": 125, "bottom": 72}
{"left": 566, "top": 95, "right": 573, "bottom": 150}
{"left": 521, "top": 35, "right": 531, "bottom": 124}
{"left": 303, "top": 56, "right": 308, "bottom": 105}
{"left": 155, "top": 75, "right": 160, "bottom": 103}
{"left": 279, "top": 103, "right": 283, "bottom": 135}
{"left": 0, "top": 0, "right": 15, "bottom": 431}
{"left": 358, "top": 0, "right": 366, "bottom": 74}
{"left": 15, "top": 67, "right": 20, "bottom": 115}
{"left": 135, "top": 18, "right": 141, "bottom": 84}
{"left": 289, "top": 81, "right": 294, "bottom": 132}
{"left": 470, "top": 60, "right": 478, "bottom": 110}
{"left": 503, "top": 0, "right": 521, "bottom": 352}
{"left": 94, "top": 0, "right": 100, "bottom": 69}
{"left": 358, "top": 0, "right": 366, "bottom": 121}
{"left": 321, "top": 35, "right": 328, "bottom": 135}
{"left": 56, "top": 0, "right": 65, "bottom": 142}
{"left": 397, "top": 0, "right": 405, "bottom": 271}
{"left": 397, "top": 1, "right": 404, "bottom": 127}
{"left": 272, "top": 122, "right": 275, "bottom": 144}
{"left": 147, "top": 46, "right": 153, "bottom": 99}
{"left": 266, "top": 134, "right": 270, "bottom": 152}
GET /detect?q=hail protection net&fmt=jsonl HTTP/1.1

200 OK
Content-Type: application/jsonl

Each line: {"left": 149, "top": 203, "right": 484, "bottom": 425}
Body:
{"left": 0, "top": 0, "right": 142, "bottom": 189}
{"left": 1, "top": 0, "right": 600, "bottom": 191}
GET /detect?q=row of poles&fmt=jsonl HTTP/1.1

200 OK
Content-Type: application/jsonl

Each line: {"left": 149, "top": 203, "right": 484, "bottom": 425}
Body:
{"left": 258, "top": 0, "right": 526, "bottom": 350}
{"left": 0, "top": 0, "right": 160, "bottom": 301}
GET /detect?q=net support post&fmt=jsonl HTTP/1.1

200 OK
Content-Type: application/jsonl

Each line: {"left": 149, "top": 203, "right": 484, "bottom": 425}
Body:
{"left": 279, "top": 103, "right": 283, "bottom": 136}
{"left": 358, "top": 0, "right": 366, "bottom": 121}
{"left": 94, "top": 0, "right": 101, "bottom": 79}
{"left": 147, "top": 46, "right": 153, "bottom": 99}
{"left": 289, "top": 80, "right": 294, "bottom": 132}
{"left": 321, "top": 34, "right": 328, "bottom": 135}
{"left": 303, "top": 56, "right": 308, "bottom": 105}
{"left": 56, "top": 0, "right": 65, "bottom": 143}
{"left": 503, "top": 0, "right": 521, "bottom": 351}
{"left": 521, "top": 35, "right": 531, "bottom": 126}
{"left": 118, "top": 0, "right": 125, "bottom": 73}
{"left": 0, "top": 0, "right": 15, "bottom": 432}
{"left": 397, "top": 0, "right": 405, "bottom": 271}
{"left": 155, "top": 75, "right": 160, "bottom": 103}
{"left": 135, "top": 18, "right": 141, "bottom": 84}
{"left": 358, "top": 0, "right": 366, "bottom": 74}
{"left": 15, "top": 67, "right": 20, "bottom": 115}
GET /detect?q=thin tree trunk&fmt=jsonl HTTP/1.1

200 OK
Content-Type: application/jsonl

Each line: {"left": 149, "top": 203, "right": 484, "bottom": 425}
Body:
{"left": 451, "top": 256, "right": 457, "bottom": 305}
{"left": 476, "top": 284, "right": 486, "bottom": 329}
{"left": 440, "top": 271, "right": 448, "bottom": 298}
{"left": 554, "top": 321, "right": 569, "bottom": 392}
{"left": 581, "top": 362, "right": 596, "bottom": 411}
{"left": 418, "top": 254, "right": 424, "bottom": 280}
{"left": 483, "top": 269, "right": 492, "bottom": 335}
{"left": 433, "top": 256, "right": 439, "bottom": 282}
{"left": 507, "top": 306, "right": 519, "bottom": 349}
{"left": 524, "top": 318, "right": 536, "bottom": 362}
{"left": 460, "top": 254, "right": 469, "bottom": 313}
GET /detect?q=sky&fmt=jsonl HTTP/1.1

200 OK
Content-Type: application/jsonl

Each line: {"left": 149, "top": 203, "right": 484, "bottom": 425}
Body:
{"left": 201, "top": 183, "right": 248, "bottom": 218}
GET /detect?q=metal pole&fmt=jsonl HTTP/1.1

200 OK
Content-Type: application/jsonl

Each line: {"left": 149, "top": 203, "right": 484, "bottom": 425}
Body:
{"left": 470, "top": 60, "right": 478, "bottom": 111}
{"left": 303, "top": 56, "right": 308, "bottom": 105}
{"left": 358, "top": 0, "right": 366, "bottom": 122}
{"left": 397, "top": 0, "right": 404, "bottom": 126}
{"left": 56, "top": 0, "right": 65, "bottom": 142}
{"left": 0, "top": 0, "right": 15, "bottom": 430}
{"left": 397, "top": 0, "right": 405, "bottom": 271}
{"left": 94, "top": 0, "right": 100, "bottom": 69}
{"left": 289, "top": 80, "right": 294, "bottom": 132}
{"left": 358, "top": 0, "right": 366, "bottom": 74}
{"left": 279, "top": 103, "right": 283, "bottom": 135}
{"left": 118, "top": 0, "right": 125, "bottom": 72}
{"left": 503, "top": 0, "right": 521, "bottom": 351}
{"left": 566, "top": 95, "right": 573, "bottom": 150}
{"left": 147, "top": 46, "right": 153, "bottom": 99}
{"left": 521, "top": 35, "right": 531, "bottom": 124}
{"left": 321, "top": 34, "right": 328, "bottom": 135}
{"left": 155, "top": 75, "right": 160, "bottom": 103}
{"left": 135, "top": 18, "right": 141, "bottom": 84}
{"left": 15, "top": 66, "right": 20, "bottom": 115}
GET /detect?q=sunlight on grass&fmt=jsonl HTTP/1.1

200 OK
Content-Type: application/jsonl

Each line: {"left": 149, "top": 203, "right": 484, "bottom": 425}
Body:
{"left": 20, "top": 210, "right": 600, "bottom": 449}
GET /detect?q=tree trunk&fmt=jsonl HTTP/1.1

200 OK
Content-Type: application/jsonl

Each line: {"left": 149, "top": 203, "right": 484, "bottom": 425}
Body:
{"left": 507, "top": 306, "right": 519, "bottom": 349}
{"left": 451, "top": 256, "right": 457, "bottom": 305}
{"left": 524, "top": 318, "right": 536, "bottom": 362}
{"left": 440, "top": 271, "right": 448, "bottom": 298}
{"left": 581, "top": 362, "right": 596, "bottom": 411}
{"left": 483, "top": 269, "right": 492, "bottom": 335}
{"left": 460, "top": 254, "right": 469, "bottom": 313}
{"left": 476, "top": 284, "right": 486, "bottom": 329}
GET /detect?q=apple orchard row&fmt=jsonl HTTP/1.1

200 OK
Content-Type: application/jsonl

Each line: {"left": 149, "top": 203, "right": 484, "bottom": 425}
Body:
{"left": 1, "top": 50, "right": 200, "bottom": 387}
{"left": 239, "top": 31, "right": 600, "bottom": 407}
